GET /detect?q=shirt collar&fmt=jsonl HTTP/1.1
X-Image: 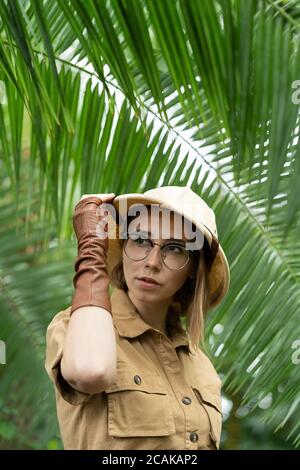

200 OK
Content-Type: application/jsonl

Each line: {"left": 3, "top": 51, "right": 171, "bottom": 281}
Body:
{"left": 111, "top": 288, "right": 191, "bottom": 353}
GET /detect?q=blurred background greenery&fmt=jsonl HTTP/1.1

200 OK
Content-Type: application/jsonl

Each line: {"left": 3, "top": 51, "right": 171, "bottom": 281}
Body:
{"left": 0, "top": 0, "right": 300, "bottom": 449}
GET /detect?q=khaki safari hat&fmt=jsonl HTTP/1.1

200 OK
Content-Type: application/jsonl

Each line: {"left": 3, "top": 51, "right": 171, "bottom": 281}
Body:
{"left": 106, "top": 186, "right": 230, "bottom": 310}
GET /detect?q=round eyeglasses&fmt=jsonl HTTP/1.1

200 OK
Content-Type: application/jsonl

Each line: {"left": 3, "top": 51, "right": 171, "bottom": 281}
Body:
{"left": 122, "top": 232, "right": 193, "bottom": 270}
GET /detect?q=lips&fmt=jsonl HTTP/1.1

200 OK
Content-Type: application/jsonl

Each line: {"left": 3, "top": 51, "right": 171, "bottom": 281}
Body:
{"left": 137, "top": 276, "right": 160, "bottom": 286}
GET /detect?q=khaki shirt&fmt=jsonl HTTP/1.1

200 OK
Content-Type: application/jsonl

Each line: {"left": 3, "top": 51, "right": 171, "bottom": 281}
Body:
{"left": 45, "top": 288, "right": 223, "bottom": 450}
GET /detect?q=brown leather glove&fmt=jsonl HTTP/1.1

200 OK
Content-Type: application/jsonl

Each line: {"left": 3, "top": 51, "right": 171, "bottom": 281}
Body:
{"left": 70, "top": 195, "right": 114, "bottom": 315}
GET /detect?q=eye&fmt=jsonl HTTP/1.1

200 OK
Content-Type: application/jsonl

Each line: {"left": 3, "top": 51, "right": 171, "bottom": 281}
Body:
{"left": 131, "top": 236, "right": 149, "bottom": 247}
{"left": 164, "top": 244, "right": 185, "bottom": 254}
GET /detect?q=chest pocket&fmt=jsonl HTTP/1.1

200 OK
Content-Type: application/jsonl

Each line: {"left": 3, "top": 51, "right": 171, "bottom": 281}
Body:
{"left": 105, "top": 370, "right": 176, "bottom": 438}
{"left": 191, "top": 384, "right": 223, "bottom": 450}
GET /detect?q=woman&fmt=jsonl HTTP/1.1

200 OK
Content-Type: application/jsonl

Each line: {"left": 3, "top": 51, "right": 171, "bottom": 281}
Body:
{"left": 45, "top": 185, "right": 230, "bottom": 450}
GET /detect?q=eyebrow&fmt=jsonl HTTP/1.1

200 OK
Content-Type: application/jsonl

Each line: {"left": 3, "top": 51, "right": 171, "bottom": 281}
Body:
{"left": 135, "top": 230, "right": 186, "bottom": 243}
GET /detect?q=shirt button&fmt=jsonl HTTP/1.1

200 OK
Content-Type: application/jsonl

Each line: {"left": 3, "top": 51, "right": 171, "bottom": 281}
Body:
{"left": 190, "top": 432, "right": 199, "bottom": 443}
{"left": 134, "top": 375, "right": 142, "bottom": 385}
{"left": 182, "top": 396, "right": 192, "bottom": 405}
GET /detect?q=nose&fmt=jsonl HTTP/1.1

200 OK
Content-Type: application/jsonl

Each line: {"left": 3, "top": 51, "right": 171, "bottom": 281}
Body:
{"left": 145, "top": 244, "right": 162, "bottom": 268}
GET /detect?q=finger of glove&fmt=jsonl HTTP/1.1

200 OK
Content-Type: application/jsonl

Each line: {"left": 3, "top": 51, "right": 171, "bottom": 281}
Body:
{"left": 73, "top": 197, "right": 108, "bottom": 241}
{"left": 74, "top": 196, "right": 103, "bottom": 212}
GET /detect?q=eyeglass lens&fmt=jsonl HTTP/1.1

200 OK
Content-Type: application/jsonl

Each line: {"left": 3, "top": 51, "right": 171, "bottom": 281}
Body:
{"left": 124, "top": 235, "right": 189, "bottom": 270}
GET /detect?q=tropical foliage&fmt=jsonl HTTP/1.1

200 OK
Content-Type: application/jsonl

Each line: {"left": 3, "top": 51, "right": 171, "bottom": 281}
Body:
{"left": 0, "top": 0, "right": 300, "bottom": 449}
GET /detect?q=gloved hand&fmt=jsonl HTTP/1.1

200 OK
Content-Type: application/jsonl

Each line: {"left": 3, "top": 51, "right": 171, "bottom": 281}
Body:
{"left": 70, "top": 193, "right": 115, "bottom": 315}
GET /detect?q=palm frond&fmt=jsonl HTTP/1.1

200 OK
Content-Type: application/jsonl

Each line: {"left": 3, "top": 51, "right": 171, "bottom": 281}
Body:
{"left": 0, "top": 0, "right": 300, "bottom": 449}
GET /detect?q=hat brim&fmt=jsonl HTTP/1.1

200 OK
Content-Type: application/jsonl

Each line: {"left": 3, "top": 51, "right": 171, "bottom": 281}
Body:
{"left": 106, "top": 194, "right": 230, "bottom": 310}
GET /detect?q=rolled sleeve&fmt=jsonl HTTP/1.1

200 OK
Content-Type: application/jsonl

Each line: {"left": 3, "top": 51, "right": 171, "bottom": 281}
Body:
{"left": 45, "top": 307, "right": 93, "bottom": 406}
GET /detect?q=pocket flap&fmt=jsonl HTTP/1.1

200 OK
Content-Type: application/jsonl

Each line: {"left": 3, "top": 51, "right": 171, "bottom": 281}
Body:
{"left": 105, "top": 370, "right": 167, "bottom": 395}
{"left": 190, "top": 379, "right": 222, "bottom": 414}
{"left": 195, "top": 388, "right": 222, "bottom": 415}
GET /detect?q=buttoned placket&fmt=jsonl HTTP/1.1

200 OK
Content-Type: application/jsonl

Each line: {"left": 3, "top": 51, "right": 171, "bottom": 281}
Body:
{"left": 153, "top": 329, "right": 201, "bottom": 450}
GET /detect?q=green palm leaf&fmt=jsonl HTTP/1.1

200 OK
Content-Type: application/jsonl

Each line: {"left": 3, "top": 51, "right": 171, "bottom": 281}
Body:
{"left": 0, "top": 0, "right": 299, "bottom": 449}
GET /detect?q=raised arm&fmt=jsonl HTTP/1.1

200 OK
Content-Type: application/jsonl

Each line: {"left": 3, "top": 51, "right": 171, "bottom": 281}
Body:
{"left": 61, "top": 194, "right": 117, "bottom": 395}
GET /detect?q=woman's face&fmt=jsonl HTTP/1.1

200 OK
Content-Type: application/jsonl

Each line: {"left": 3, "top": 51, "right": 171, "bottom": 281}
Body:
{"left": 122, "top": 208, "right": 197, "bottom": 305}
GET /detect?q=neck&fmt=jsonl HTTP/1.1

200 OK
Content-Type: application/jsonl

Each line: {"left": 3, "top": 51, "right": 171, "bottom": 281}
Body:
{"left": 127, "top": 289, "right": 170, "bottom": 335}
